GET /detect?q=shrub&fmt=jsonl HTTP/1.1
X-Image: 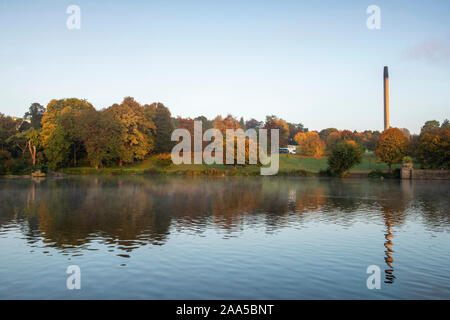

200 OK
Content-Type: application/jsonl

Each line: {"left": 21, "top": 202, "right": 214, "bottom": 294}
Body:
{"left": 368, "top": 168, "right": 401, "bottom": 179}
{"left": 154, "top": 153, "right": 173, "bottom": 167}
{"left": 327, "top": 141, "right": 362, "bottom": 176}
{"left": 0, "top": 150, "right": 12, "bottom": 175}
{"left": 402, "top": 156, "right": 413, "bottom": 164}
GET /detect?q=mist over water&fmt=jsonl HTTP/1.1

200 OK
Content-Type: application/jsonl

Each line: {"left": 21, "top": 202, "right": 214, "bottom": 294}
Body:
{"left": 0, "top": 176, "right": 449, "bottom": 299}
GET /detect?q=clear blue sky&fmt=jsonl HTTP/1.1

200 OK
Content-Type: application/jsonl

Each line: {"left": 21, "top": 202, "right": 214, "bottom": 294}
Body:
{"left": 1, "top": 0, "right": 449, "bottom": 133}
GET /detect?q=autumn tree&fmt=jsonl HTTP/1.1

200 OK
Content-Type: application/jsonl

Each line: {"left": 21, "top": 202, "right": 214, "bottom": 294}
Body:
{"left": 105, "top": 97, "right": 155, "bottom": 166}
{"left": 415, "top": 127, "right": 450, "bottom": 169}
{"left": 288, "top": 122, "right": 306, "bottom": 145}
{"left": 325, "top": 131, "right": 341, "bottom": 151}
{"left": 375, "top": 128, "right": 410, "bottom": 171}
{"left": 319, "top": 128, "right": 339, "bottom": 141}
{"left": 41, "top": 98, "right": 95, "bottom": 143}
{"left": 194, "top": 116, "right": 213, "bottom": 130}
{"left": 294, "top": 131, "right": 325, "bottom": 157}
{"left": 245, "top": 118, "right": 263, "bottom": 130}
{"left": 264, "top": 115, "right": 289, "bottom": 147}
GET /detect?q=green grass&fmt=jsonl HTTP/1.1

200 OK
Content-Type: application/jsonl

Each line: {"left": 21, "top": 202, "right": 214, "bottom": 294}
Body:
{"left": 60, "top": 153, "right": 416, "bottom": 176}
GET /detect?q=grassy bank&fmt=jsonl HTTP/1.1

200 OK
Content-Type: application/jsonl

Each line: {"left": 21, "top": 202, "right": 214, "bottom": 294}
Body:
{"left": 59, "top": 153, "right": 414, "bottom": 176}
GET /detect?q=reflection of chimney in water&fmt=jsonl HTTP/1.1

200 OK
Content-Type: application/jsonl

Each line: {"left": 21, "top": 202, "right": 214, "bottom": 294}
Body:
{"left": 384, "top": 214, "right": 396, "bottom": 284}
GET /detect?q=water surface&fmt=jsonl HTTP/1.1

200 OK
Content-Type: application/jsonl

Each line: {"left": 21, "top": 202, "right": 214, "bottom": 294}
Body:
{"left": 0, "top": 176, "right": 449, "bottom": 299}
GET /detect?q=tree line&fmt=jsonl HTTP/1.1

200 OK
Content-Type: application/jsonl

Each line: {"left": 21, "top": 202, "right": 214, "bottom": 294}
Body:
{"left": 0, "top": 96, "right": 449, "bottom": 174}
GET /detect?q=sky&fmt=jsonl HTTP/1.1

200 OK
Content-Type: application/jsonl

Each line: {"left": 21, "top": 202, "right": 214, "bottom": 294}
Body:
{"left": 0, "top": 0, "right": 449, "bottom": 134}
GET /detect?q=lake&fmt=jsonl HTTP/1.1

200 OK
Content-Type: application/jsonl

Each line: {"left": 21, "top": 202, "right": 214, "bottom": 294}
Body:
{"left": 0, "top": 176, "right": 449, "bottom": 299}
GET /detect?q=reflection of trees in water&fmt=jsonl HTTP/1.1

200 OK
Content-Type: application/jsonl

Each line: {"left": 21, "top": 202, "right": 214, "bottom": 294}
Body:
{"left": 0, "top": 177, "right": 448, "bottom": 259}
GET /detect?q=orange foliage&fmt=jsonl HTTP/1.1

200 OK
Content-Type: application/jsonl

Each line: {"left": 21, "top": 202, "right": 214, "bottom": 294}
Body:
{"left": 294, "top": 131, "right": 325, "bottom": 158}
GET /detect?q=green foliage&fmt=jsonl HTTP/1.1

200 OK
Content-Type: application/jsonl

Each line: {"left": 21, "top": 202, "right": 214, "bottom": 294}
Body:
{"left": 402, "top": 156, "right": 413, "bottom": 164}
{"left": 24, "top": 103, "right": 45, "bottom": 129}
{"left": 76, "top": 109, "right": 123, "bottom": 169}
{"left": 368, "top": 168, "right": 401, "bottom": 179}
{"left": 421, "top": 120, "right": 440, "bottom": 133}
{"left": 0, "top": 113, "right": 18, "bottom": 152}
{"left": 0, "top": 150, "right": 12, "bottom": 175}
{"left": 327, "top": 141, "right": 362, "bottom": 176}
{"left": 415, "top": 127, "right": 450, "bottom": 169}
{"left": 45, "top": 125, "right": 71, "bottom": 170}
{"left": 145, "top": 103, "right": 175, "bottom": 153}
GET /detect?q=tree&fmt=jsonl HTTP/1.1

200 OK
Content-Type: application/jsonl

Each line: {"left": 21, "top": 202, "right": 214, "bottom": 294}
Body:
{"left": 6, "top": 130, "right": 28, "bottom": 158}
{"left": 245, "top": 118, "right": 263, "bottom": 130}
{"left": 375, "top": 128, "right": 410, "bottom": 171}
{"left": 400, "top": 128, "right": 411, "bottom": 140}
{"left": 58, "top": 108, "right": 87, "bottom": 167}
{"left": 441, "top": 119, "right": 450, "bottom": 129}
{"left": 26, "top": 128, "right": 42, "bottom": 167}
{"left": 45, "top": 125, "right": 71, "bottom": 170}
{"left": 288, "top": 122, "right": 305, "bottom": 145}
{"left": 194, "top": 116, "right": 213, "bottom": 130}
{"left": 294, "top": 131, "right": 325, "bottom": 157}
{"left": 41, "top": 98, "right": 95, "bottom": 143}
{"left": 0, "top": 113, "right": 17, "bottom": 151}
{"left": 319, "top": 128, "right": 339, "bottom": 141}
{"left": 76, "top": 110, "right": 123, "bottom": 168}
{"left": 327, "top": 141, "right": 362, "bottom": 176}
{"left": 24, "top": 103, "right": 45, "bottom": 129}
{"left": 264, "top": 116, "right": 289, "bottom": 147}
{"left": 144, "top": 102, "right": 175, "bottom": 154}
{"left": 105, "top": 97, "right": 155, "bottom": 166}
{"left": 213, "top": 114, "right": 241, "bottom": 134}
{"left": 239, "top": 117, "right": 246, "bottom": 131}
{"left": 415, "top": 127, "right": 450, "bottom": 169}
{"left": 421, "top": 120, "right": 440, "bottom": 133}
{"left": 325, "top": 131, "right": 341, "bottom": 151}
{"left": 360, "top": 130, "right": 380, "bottom": 151}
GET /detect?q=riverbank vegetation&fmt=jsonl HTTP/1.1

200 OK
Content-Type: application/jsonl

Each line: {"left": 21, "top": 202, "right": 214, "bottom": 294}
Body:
{"left": 1, "top": 97, "right": 449, "bottom": 176}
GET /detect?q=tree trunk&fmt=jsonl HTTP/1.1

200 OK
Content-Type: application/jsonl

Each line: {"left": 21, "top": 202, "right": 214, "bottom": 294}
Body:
{"left": 119, "top": 159, "right": 123, "bottom": 167}
{"left": 73, "top": 147, "right": 77, "bottom": 167}
{"left": 28, "top": 141, "right": 36, "bottom": 167}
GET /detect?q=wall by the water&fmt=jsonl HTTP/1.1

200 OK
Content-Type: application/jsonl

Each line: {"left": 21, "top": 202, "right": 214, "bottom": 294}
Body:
{"left": 401, "top": 164, "right": 450, "bottom": 180}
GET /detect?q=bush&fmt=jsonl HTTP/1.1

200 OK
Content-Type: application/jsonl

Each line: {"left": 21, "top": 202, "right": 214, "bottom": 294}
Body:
{"left": 402, "top": 156, "right": 413, "bottom": 164}
{"left": 11, "top": 159, "right": 30, "bottom": 175}
{"left": 327, "top": 141, "right": 362, "bottom": 176}
{"left": 368, "top": 168, "right": 401, "bottom": 179}
{"left": 0, "top": 150, "right": 12, "bottom": 175}
{"left": 153, "top": 153, "right": 173, "bottom": 167}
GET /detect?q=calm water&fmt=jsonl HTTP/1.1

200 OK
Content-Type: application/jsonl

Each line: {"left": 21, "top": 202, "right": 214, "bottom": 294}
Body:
{"left": 0, "top": 176, "right": 449, "bottom": 299}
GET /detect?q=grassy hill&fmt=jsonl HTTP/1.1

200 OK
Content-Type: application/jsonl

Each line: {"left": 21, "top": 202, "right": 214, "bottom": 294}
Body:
{"left": 61, "top": 153, "right": 412, "bottom": 176}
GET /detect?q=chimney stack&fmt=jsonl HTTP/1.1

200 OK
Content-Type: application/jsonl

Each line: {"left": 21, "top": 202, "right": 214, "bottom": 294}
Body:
{"left": 383, "top": 66, "right": 390, "bottom": 130}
